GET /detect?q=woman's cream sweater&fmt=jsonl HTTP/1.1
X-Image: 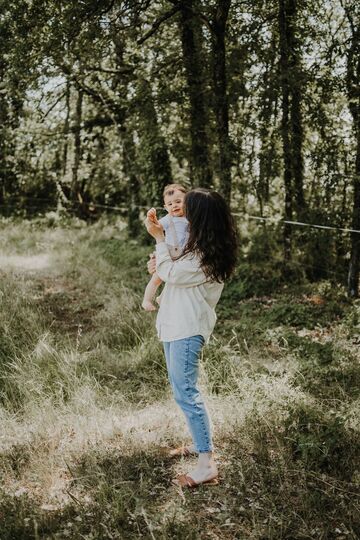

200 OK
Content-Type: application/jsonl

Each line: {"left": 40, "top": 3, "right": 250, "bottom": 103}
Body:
{"left": 155, "top": 242, "right": 224, "bottom": 343}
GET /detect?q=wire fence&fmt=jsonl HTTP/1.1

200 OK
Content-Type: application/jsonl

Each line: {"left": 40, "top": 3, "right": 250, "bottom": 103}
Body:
{"left": 238, "top": 214, "right": 360, "bottom": 235}
{"left": 0, "top": 197, "right": 355, "bottom": 284}
{"left": 1, "top": 197, "right": 359, "bottom": 235}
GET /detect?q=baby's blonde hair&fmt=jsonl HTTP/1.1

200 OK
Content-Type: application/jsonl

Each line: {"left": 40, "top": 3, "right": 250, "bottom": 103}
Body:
{"left": 163, "top": 183, "right": 187, "bottom": 199}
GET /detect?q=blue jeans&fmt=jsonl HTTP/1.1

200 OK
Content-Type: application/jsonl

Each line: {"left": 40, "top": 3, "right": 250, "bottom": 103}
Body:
{"left": 163, "top": 335, "right": 213, "bottom": 453}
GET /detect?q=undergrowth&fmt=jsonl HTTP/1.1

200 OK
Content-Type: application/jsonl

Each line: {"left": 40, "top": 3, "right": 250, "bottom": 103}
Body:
{"left": 0, "top": 218, "right": 359, "bottom": 539}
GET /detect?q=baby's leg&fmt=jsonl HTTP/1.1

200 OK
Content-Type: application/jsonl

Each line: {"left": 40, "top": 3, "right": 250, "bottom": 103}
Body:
{"left": 142, "top": 273, "right": 163, "bottom": 311}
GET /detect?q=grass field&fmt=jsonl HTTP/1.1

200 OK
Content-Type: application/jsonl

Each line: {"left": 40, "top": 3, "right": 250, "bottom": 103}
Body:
{"left": 0, "top": 216, "right": 359, "bottom": 539}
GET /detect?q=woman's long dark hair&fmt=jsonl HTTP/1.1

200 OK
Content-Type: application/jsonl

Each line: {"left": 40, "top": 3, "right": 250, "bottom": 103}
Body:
{"left": 182, "top": 188, "right": 238, "bottom": 282}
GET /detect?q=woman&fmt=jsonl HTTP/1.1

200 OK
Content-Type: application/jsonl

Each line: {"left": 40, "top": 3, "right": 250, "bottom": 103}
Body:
{"left": 145, "top": 188, "right": 238, "bottom": 488}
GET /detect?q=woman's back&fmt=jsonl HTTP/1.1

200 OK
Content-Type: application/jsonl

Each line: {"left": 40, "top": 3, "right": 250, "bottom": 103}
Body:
{"left": 155, "top": 242, "right": 223, "bottom": 342}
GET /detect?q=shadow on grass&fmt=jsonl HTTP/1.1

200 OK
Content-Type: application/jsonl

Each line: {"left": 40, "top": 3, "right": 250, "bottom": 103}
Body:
{"left": 1, "top": 447, "right": 213, "bottom": 540}
{"left": 284, "top": 333, "right": 360, "bottom": 402}
{"left": 215, "top": 428, "right": 360, "bottom": 539}
{"left": 3, "top": 434, "right": 359, "bottom": 540}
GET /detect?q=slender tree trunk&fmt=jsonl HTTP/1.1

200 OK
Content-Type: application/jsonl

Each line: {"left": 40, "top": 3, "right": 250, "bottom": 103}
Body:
{"left": 348, "top": 144, "right": 360, "bottom": 297}
{"left": 85, "top": 131, "right": 104, "bottom": 195}
{"left": 121, "top": 125, "right": 142, "bottom": 237}
{"left": 179, "top": 0, "right": 213, "bottom": 187}
{"left": 0, "top": 59, "right": 19, "bottom": 211}
{"left": 112, "top": 32, "right": 142, "bottom": 237}
{"left": 71, "top": 88, "right": 83, "bottom": 201}
{"left": 0, "top": 62, "right": 7, "bottom": 207}
{"left": 258, "top": 33, "right": 278, "bottom": 209}
{"left": 62, "top": 78, "right": 71, "bottom": 177}
{"left": 212, "top": 0, "right": 232, "bottom": 203}
{"left": 279, "top": 0, "right": 293, "bottom": 262}
{"left": 136, "top": 77, "right": 173, "bottom": 206}
{"left": 345, "top": 10, "right": 360, "bottom": 297}
{"left": 288, "top": 0, "right": 306, "bottom": 217}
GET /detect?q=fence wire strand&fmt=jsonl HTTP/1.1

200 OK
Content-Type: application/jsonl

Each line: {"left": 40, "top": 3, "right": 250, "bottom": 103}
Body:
{"left": 1, "top": 199, "right": 360, "bottom": 235}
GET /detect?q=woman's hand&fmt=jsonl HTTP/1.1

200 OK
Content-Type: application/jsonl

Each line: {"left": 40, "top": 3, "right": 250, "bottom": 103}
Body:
{"left": 147, "top": 252, "right": 156, "bottom": 274}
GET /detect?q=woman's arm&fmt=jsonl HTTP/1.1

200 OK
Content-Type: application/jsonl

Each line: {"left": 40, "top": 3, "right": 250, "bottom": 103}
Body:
{"left": 155, "top": 242, "right": 207, "bottom": 287}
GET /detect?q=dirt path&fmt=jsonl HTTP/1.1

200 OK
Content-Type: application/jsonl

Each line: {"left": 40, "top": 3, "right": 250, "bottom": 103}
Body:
{"left": 0, "top": 253, "right": 53, "bottom": 271}
{"left": 0, "top": 249, "right": 97, "bottom": 339}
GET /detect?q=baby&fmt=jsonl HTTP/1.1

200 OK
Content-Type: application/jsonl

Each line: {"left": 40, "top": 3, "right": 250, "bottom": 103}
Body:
{"left": 142, "top": 183, "right": 189, "bottom": 311}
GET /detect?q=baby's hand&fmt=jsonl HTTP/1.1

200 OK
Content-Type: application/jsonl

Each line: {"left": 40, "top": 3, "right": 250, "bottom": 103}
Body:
{"left": 147, "top": 208, "right": 159, "bottom": 224}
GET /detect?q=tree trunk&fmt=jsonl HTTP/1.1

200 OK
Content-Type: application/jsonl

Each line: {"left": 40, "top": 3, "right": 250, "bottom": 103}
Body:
{"left": 258, "top": 33, "right": 278, "bottom": 210}
{"left": 179, "top": 0, "right": 213, "bottom": 188}
{"left": 212, "top": 0, "right": 232, "bottom": 203}
{"left": 0, "top": 57, "right": 19, "bottom": 211}
{"left": 71, "top": 88, "right": 83, "bottom": 202}
{"left": 122, "top": 128, "right": 142, "bottom": 237}
{"left": 288, "top": 0, "right": 306, "bottom": 217}
{"left": 62, "top": 78, "right": 71, "bottom": 177}
{"left": 279, "top": 0, "right": 293, "bottom": 262}
{"left": 346, "top": 13, "right": 360, "bottom": 297}
{"left": 348, "top": 144, "right": 360, "bottom": 297}
{"left": 0, "top": 63, "right": 7, "bottom": 207}
{"left": 112, "top": 32, "right": 142, "bottom": 237}
{"left": 136, "top": 77, "right": 173, "bottom": 206}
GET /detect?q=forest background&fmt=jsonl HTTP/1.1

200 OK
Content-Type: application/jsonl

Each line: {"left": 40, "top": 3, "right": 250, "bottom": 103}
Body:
{"left": 1, "top": 0, "right": 360, "bottom": 294}
{"left": 0, "top": 1, "right": 360, "bottom": 539}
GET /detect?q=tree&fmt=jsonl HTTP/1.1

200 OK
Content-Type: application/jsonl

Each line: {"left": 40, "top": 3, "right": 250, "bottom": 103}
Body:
{"left": 211, "top": 0, "right": 233, "bottom": 203}
{"left": 278, "top": 0, "right": 306, "bottom": 262}
{"left": 178, "top": 0, "right": 213, "bottom": 188}
{"left": 343, "top": 2, "right": 360, "bottom": 297}
{"left": 136, "top": 77, "right": 173, "bottom": 206}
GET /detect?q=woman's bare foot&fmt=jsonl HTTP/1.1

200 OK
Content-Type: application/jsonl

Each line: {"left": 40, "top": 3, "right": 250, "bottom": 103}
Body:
{"left": 185, "top": 462, "right": 218, "bottom": 485}
{"left": 174, "top": 452, "right": 218, "bottom": 486}
{"left": 142, "top": 300, "right": 157, "bottom": 311}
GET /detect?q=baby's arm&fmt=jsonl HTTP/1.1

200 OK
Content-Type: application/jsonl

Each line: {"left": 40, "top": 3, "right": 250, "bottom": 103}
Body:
{"left": 147, "top": 208, "right": 161, "bottom": 226}
{"left": 146, "top": 208, "right": 165, "bottom": 241}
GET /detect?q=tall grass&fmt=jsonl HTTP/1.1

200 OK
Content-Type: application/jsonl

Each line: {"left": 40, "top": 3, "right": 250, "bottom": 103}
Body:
{"left": 0, "top": 217, "right": 359, "bottom": 539}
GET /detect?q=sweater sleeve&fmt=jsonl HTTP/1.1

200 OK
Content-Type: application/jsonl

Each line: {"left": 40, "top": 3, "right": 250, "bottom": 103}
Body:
{"left": 155, "top": 242, "right": 207, "bottom": 287}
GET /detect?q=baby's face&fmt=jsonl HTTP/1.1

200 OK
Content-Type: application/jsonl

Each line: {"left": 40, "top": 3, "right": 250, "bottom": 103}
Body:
{"left": 164, "top": 189, "right": 185, "bottom": 217}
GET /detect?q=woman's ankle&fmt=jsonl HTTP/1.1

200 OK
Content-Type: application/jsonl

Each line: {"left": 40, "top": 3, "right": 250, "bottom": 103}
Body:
{"left": 198, "top": 451, "right": 216, "bottom": 468}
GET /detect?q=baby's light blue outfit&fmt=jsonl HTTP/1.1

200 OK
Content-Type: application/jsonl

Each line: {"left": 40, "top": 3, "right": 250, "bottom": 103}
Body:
{"left": 159, "top": 215, "right": 189, "bottom": 257}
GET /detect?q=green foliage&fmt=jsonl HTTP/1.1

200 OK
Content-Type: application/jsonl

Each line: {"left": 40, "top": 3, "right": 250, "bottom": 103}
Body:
{"left": 284, "top": 404, "right": 360, "bottom": 480}
{"left": 0, "top": 0, "right": 355, "bottom": 255}
{"left": 220, "top": 228, "right": 308, "bottom": 308}
{"left": 285, "top": 332, "right": 334, "bottom": 363}
{"left": 296, "top": 208, "right": 347, "bottom": 282}
{"left": 278, "top": 328, "right": 360, "bottom": 401}
{"left": 342, "top": 299, "right": 360, "bottom": 338}
{"left": 263, "top": 297, "right": 345, "bottom": 327}
{"left": 222, "top": 261, "right": 284, "bottom": 301}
